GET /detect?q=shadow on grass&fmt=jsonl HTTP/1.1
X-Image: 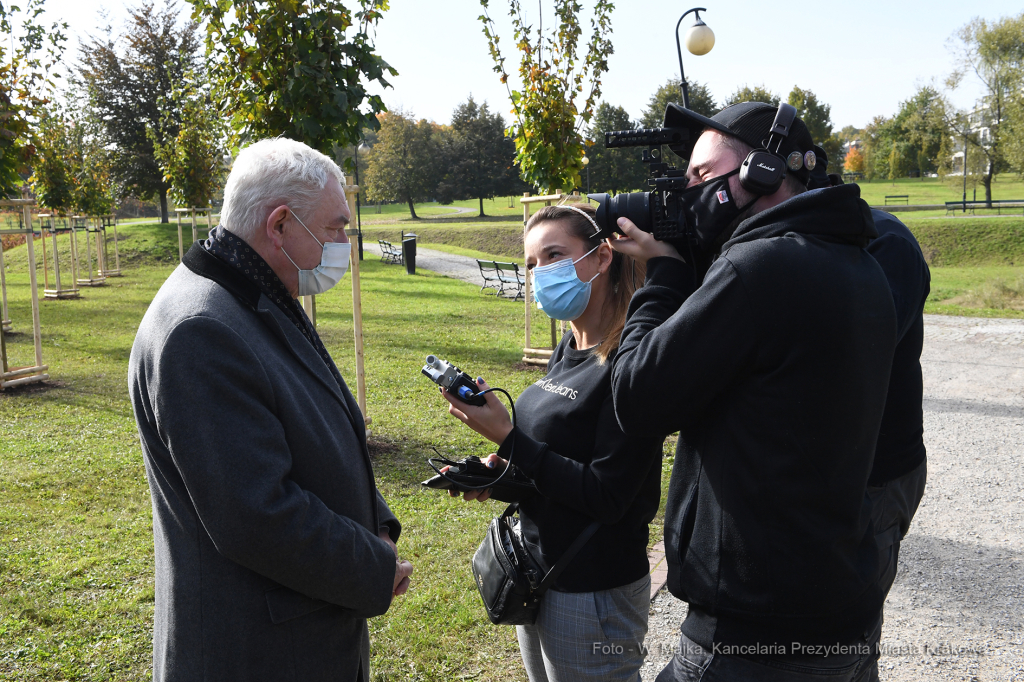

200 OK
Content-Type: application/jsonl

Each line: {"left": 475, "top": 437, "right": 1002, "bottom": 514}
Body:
{"left": 0, "top": 378, "right": 67, "bottom": 396}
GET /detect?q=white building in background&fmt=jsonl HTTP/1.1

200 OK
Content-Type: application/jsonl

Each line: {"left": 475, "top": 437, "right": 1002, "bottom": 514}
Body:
{"left": 950, "top": 103, "right": 994, "bottom": 175}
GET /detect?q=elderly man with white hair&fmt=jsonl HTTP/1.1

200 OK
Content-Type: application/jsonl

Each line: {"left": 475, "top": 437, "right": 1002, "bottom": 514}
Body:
{"left": 129, "top": 137, "right": 412, "bottom": 682}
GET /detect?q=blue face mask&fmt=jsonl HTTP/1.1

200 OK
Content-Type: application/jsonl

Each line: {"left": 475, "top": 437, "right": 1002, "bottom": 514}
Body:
{"left": 531, "top": 244, "right": 601, "bottom": 321}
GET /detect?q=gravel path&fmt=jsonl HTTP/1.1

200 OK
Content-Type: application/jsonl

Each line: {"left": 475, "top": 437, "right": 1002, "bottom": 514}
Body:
{"left": 361, "top": 241, "right": 484, "bottom": 285}
{"left": 641, "top": 314, "right": 1024, "bottom": 681}
{"left": 391, "top": 247, "right": 1024, "bottom": 679}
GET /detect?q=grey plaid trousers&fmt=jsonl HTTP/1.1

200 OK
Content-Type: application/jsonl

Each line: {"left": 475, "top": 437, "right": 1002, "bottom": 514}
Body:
{"left": 516, "top": 574, "right": 651, "bottom": 682}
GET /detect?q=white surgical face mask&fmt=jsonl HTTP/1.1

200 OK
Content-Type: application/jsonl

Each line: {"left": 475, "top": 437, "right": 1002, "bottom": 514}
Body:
{"left": 281, "top": 211, "right": 351, "bottom": 296}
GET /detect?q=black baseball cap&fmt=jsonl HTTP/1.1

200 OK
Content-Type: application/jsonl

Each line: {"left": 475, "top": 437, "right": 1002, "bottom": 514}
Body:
{"left": 807, "top": 145, "right": 847, "bottom": 190}
{"left": 807, "top": 144, "right": 830, "bottom": 189}
{"left": 664, "top": 101, "right": 816, "bottom": 182}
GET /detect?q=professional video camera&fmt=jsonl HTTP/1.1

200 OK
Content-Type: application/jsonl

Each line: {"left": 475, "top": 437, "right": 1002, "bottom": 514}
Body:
{"left": 589, "top": 102, "right": 805, "bottom": 257}
{"left": 587, "top": 103, "right": 695, "bottom": 246}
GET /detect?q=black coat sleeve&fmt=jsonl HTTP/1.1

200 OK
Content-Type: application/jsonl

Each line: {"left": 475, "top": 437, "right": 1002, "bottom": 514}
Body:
{"left": 497, "top": 396, "right": 662, "bottom": 525}
{"left": 611, "top": 255, "right": 760, "bottom": 436}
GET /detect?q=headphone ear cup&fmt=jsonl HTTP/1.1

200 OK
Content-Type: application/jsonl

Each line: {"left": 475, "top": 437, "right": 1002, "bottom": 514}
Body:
{"left": 740, "top": 150, "right": 787, "bottom": 195}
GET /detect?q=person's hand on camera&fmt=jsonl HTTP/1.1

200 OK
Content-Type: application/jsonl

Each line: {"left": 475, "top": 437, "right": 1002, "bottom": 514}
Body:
{"left": 440, "top": 453, "right": 508, "bottom": 503}
{"left": 608, "top": 217, "right": 683, "bottom": 265}
{"left": 440, "top": 377, "right": 513, "bottom": 445}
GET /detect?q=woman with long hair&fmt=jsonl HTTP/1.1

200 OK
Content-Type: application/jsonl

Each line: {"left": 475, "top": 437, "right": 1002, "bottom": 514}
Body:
{"left": 438, "top": 203, "right": 663, "bottom": 682}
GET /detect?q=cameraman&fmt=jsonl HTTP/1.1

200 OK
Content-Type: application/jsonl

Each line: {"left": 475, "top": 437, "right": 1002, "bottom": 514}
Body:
{"left": 608, "top": 103, "right": 896, "bottom": 680}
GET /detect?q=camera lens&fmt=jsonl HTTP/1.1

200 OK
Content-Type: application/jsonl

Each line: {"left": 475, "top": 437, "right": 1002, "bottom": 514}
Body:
{"left": 595, "top": 192, "right": 652, "bottom": 235}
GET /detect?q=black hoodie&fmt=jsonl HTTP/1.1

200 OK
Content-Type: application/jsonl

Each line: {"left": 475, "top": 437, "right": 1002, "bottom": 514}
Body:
{"left": 611, "top": 184, "right": 897, "bottom": 648}
{"left": 866, "top": 209, "right": 930, "bottom": 486}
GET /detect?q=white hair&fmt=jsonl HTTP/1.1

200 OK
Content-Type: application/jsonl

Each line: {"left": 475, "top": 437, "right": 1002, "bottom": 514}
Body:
{"left": 220, "top": 137, "right": 345, "bottom": 241}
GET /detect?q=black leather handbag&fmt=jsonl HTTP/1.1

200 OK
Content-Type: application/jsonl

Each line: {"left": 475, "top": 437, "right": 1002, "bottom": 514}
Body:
{"left": 471, "top": 502, "right": 600, "bottom": 625}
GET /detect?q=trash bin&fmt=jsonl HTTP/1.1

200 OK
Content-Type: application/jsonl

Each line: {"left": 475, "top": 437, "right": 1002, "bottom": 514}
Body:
{"left": 402, "top": 233, "right": 417, "bottom": 275}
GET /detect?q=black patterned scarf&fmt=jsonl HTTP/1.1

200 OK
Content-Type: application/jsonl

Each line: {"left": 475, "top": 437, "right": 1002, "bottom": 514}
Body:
{"left": 204, "top": 226, "right": 341, "bottom": 386}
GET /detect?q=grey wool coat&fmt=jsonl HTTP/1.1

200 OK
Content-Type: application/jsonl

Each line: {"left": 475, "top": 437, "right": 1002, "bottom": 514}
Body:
{"left": 129, "top": 243, "right": 400, "bottom": 682}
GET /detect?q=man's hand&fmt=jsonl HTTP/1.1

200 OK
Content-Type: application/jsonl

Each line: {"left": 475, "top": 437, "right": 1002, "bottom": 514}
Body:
{"left": 379, "top": 528, "right": 397, "bottom": 557}
{"left": 392, "top": 559, "right": 413, "bottom": 599}
{"left": 380, "top": 529, "right": 412, "bottom": 600}
{"left": 608, "top": 217, "right": 684, "bottom": 265}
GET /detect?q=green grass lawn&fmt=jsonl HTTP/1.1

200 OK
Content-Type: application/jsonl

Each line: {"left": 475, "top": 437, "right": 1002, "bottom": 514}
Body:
{"left": 0, "top": 222, "right": 673, "bottom": 681}
{"left": 926, "top": 266, "right": 1024, "bottom": 317}
{"left": 853, "top": 173, "right": 1024, "bottom": 207}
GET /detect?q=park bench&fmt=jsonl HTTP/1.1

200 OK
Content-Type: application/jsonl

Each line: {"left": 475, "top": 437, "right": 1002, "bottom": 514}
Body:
{"left": 885, "top": 195, "right": 909, "bottom": 205}
{"left": 477, "top": 260, "right": 525, "bottom": 301}
{"left": 477, "top": 259, "right": 501, "bottom": 293}
{"left": 944, "top": 200, "right": 1024, "bottom": 216}
{"left": 378, "top": 239, "right": 403, "bottom": 265}
{"left": 495, "top": 261, "right": 525, "bottom": 301}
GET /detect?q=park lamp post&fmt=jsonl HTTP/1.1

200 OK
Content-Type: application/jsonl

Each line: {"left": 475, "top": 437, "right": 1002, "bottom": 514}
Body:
{"left": 962, "top": 127, "right": 968, "bottom": 214}
{"left": 581, "top": 155, "right": 590, "bottom": 197}
{"left": 676, "top": 8, "right": 715, "bottom": 109}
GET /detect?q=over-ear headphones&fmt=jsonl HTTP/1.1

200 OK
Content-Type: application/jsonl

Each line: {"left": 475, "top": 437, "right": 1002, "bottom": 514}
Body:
{"left": 739, "top": 103, "right": 797, "bottom": 196}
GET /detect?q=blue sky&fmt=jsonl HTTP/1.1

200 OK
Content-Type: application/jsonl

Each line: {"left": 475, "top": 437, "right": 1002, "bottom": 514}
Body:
{"left": 46, "top": 0, "right": 1020, "bottom": 131}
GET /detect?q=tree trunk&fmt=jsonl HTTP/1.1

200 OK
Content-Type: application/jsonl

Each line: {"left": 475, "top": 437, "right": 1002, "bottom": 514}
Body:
{"left": 407, "top": 197, "right": 419, "bottom": 220}
{"left": 159, "top": 188, "right": 169, "bottom": 224}
{"left": 984, "top": 160, "right": 994, "bottom": 208}
{"left": 479, "top": 195, "right": 486, "bottom": 217}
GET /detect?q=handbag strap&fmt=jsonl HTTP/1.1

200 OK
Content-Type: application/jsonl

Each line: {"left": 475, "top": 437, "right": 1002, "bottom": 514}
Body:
{"left": 502, "top": 503, "right": 601, "bottom": 595}
{"left": 537, "top": 519, "right": 601, "bottom": 594}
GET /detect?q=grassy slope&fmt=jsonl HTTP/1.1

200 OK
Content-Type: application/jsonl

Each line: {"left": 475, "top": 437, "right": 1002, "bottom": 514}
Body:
{"left": 416, "top": 243, "right": 518, "bottom": 263}
{"left": 361, "top": 223, "right": 524, "bottom": 261}
{"left": 900, "top": 217, "right": 1024, "bottom": 317}
{"left": 0, "top": 222, "right": 673, "bottom": 681}
{"left": 360, "top": 197, "right": 526, "bottom": 224}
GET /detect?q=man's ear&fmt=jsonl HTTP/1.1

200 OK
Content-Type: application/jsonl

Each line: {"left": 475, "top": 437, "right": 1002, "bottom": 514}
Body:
{"left": 265, "top": 205, "right": 289, "bottom": 249}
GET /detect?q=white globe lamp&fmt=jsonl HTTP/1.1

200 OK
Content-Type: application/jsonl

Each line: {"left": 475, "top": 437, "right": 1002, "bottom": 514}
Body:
{"left": 685, "top": 17, "right": 715, "bottom": 56}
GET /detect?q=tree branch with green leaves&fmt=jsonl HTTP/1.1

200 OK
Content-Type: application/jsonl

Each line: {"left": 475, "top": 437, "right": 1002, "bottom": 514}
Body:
{"left": 0, "top": 0, "right": 67, "bottom": 197}
{"left": 479, "top": 0, "right": 613, "bottom": 194}
{"left": 150, "top": 68, "right": 226, "bottom": 209}
{"left": 188, "top": 0, "right": 396, "bottom": 157}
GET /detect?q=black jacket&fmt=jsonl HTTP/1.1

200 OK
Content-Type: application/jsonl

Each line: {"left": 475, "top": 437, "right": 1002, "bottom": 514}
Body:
{"left": 497, "top": 334, "right": 664, "bottom": 593}
{"left": 866, "top": 209, "right": 930, "bottom": 486}
{"left": 611, "top": 184, "right": 896, "bottom": 647}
